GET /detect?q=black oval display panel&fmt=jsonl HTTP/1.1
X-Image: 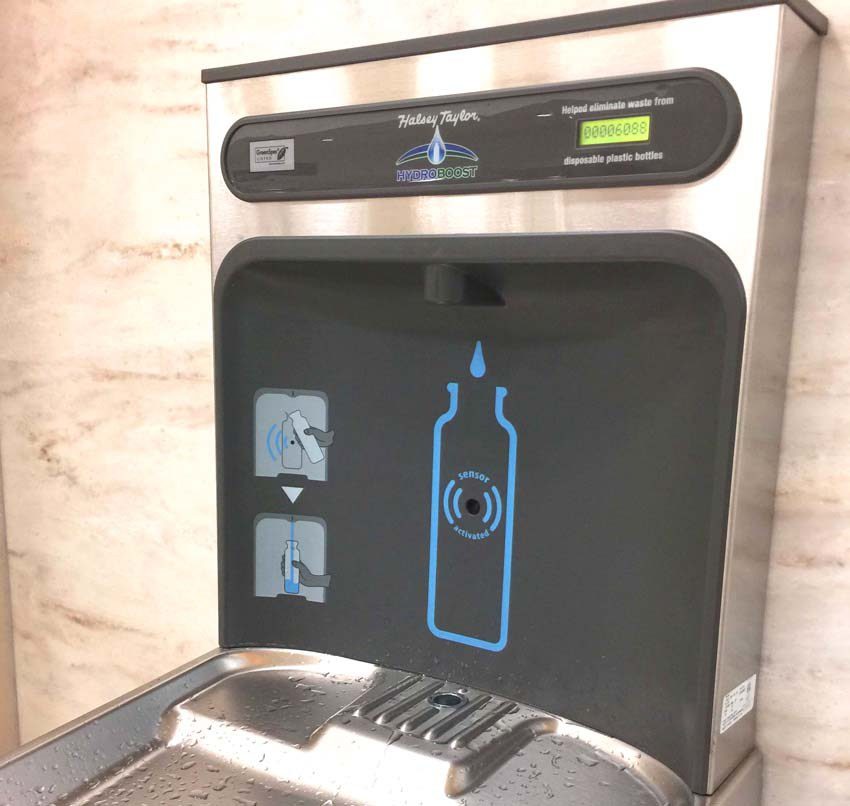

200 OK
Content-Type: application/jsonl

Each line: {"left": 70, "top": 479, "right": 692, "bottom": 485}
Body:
{"left": 222, "top": 69, "right": 741, "bottom": 201}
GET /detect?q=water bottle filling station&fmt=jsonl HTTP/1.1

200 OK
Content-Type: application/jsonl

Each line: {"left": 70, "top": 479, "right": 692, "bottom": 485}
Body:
{"left": 0, "top": 2, "right": 827, "bottom": 804}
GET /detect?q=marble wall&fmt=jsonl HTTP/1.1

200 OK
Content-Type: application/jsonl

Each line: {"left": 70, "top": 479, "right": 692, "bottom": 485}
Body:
{"left": 0, "top": 1, "right": 846, "bottom": 804}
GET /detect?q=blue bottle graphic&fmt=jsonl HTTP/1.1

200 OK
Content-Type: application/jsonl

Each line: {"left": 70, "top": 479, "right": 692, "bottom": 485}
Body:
{"left": 283, "top": 518, "right": 300, "bottom": 595}
{"left": 428, "top": 341, "right": 517, "bottom": 652}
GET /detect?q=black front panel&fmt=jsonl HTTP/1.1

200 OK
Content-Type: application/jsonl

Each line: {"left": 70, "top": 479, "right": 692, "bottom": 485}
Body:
{"left": 214, "top": 234, "right": 745, "bottom": 791}
{"left": 222, "top": 70, "right": 741, "bottom": 200}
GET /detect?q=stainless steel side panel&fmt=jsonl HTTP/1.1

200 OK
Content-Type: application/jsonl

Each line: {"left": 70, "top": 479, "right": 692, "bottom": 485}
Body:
{"left": 0, "top": 448, "right": 19, "bottom": 755}
{"left": 708, "top": 8, "right": 822, "bottom": 789}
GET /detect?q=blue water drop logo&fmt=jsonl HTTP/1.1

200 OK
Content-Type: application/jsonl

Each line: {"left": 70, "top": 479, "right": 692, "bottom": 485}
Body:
{"left": 427, "top": 126, "right": 447, "bottom": 165}
{"left": 470, "top": 340, "right": 486, "bottom": 378}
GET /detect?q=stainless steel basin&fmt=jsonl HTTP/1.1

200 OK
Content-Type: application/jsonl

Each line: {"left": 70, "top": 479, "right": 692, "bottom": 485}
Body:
{"left": 0, "top": 649, "right": 692, "bottom": 805}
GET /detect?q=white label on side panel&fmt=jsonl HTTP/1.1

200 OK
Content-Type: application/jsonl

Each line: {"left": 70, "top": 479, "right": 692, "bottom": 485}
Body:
{"left": 250, "top": 139, "right": 294, "bottom": 172}
{"left": 720, "top": 674, "right": 757, "bottom": 734}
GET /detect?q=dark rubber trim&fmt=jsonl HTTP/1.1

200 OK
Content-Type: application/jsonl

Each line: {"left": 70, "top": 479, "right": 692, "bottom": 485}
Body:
{"left": 219, "top": 69, "right": 741, "bottom": 201}
{"left": 201, "top": 0, "right": 827, "bottom": 84}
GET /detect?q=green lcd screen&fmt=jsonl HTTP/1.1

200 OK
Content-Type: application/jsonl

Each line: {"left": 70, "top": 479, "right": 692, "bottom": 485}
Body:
{"left": 577, "top": 115, "right": 651, "bottom": 147}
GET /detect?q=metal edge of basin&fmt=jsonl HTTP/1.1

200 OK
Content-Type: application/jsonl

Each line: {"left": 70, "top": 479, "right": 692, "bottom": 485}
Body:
{"left": 0, "top": 648, "right": 695, "bottom": 805}
{"left": 0, "top": 647, "right": 374, "bottom": 804}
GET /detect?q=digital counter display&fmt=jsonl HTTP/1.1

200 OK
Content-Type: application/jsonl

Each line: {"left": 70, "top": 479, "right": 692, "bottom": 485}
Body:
{"left": 578, "top": 115, "right": 652, "bottom": 147}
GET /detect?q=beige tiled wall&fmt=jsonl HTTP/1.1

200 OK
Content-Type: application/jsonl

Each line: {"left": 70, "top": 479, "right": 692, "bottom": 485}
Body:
{"left": 0, "top": 2, "right": 846, "bottom": 803}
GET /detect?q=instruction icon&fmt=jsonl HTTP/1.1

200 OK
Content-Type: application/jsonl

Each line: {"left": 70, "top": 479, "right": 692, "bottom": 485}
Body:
{"left": 255, "top": 514, "right": 330, "bottom": 604}
{"left": 255, "top": 389, "right": 333, "bottom": 481}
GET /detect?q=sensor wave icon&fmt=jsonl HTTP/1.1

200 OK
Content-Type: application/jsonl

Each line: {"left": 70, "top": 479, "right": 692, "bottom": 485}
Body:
{"left": 442, "top": 478, "right": 503, "bottom": 535}
{"left": 266, "top": 422, "right": 284, "bottom": 461}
